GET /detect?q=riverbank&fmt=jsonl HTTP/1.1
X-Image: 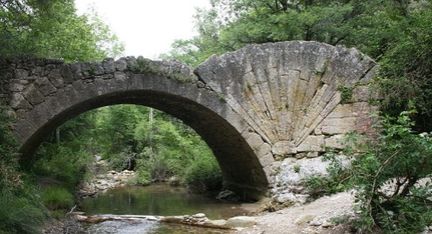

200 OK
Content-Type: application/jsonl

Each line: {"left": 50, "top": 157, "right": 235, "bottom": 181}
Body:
{"left": 71, "top": 192, "right": 354, "bottom": 234}
{"left": 79, "top": 169, "right": 136, "bottom": 197}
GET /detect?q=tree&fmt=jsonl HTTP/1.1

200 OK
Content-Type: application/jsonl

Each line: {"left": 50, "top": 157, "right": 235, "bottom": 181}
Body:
{"left": 164, "top": 0, "right": 415, "bottom": 66}
{"left": 0, "top": 0, "right": 124, "bottom": 61}
{"left": 0, "top": 1, "right": 124, "bottom": 232}
{"left": 350, "top": 111, "right": 432, "bottom": 233}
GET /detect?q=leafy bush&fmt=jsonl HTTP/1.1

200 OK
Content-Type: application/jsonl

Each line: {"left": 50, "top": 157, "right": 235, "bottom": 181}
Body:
{"left": 0, "top": 105, "right": 20, "bottom": 190}
{"left": 377, "top": 6, "right": 432, "bottom": 132}
{"left": 184, "top": 154, "right": 223, "bottom": 192}
{"left": 34, "top": 143, "right": 92, "bottom": 188}
{"left": 0, "top": 185, "right": 47, "bottom": 234}
{"left": 305, "top": 152, "right": 352, "bottom": 198}
{"left": 134, "top": 168, "right": 152, "bottom": 186}
{"left": 41, "top": 186, "right": 74, "bottom": 211}
{"left": 350, "top": 111, "right": 432, "bottom": 233}
{"left": 0, "top": 106, "right": 48, "bottom": 233}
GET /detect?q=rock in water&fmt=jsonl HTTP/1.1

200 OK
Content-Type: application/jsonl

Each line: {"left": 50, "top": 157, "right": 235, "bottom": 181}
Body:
{"left": 216, "top": 190, "right": 240, "bottom": 201}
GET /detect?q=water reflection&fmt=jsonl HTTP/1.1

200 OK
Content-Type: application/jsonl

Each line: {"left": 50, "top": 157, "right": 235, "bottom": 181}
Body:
{"left": 80, "top": 184, "right": 248, "bottom": 219}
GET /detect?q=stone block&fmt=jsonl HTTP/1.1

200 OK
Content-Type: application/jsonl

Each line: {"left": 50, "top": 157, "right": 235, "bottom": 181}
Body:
{"left": 325, "top": 134, "right": 345, "bottom": 149}
{"left": 296, "top": 135, "right": 325, "bottom": 152}
{"left": 10, "top": 93, "right": 31, "bottom": 110}
{"left": 306, "top": 152, "right": 319, "bottom": 158}
{"left": 244, "top": 132, "right": 264, "bottom": 151}
{"left": 15, "top": 69, "right": 28, "bottom": 79}
{"left": 47, "top": 68, "right": 64, "bottom": 88}
{"left": 352, "top": 85, "right": 370, "bottom": 102}
{"left": 10, "top": 82, "right": 25, "bottom": 92}
{"left": 102, "top": 58, "right": 115, "bottom": 73}
{"left": 272, "top": 141, "right": 297, "bottom": 156}
{"left": 321, "top": 117, "right": 356, "bottom": 135}
{"left": 256, "top": 143, "right": 271, "bottom": 158}
{"left": 22, "top": 84, "right": 44, "bottom": 105}
{"left": 327, "top": 104, "right": 354, "bottom": 118}
{"left": 61, "top": 64, "right": 78, "bottom": 83}
{"left": 35, "top": 77, "right": 56, "bottom": 96}
{"left": 259, "top": 153, "right": 275, "bottom": 167}
{"left": 114, "top": 72, "right": 127, "bottom": 81}
{"left": 115, "top": 58, "right": 128, "bottom": 71}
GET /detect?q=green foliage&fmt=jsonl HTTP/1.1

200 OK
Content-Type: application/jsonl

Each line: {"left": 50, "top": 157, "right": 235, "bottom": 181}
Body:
{"left": 305, "top": 152, "right": 352, "bottom": 198}
{"left": 33, "top": 143, "right": 92, "bottom": 188}
{"left": 0, "top": 1, "right": 125, "bottom": 232}
{"left": 0, "top": 105, "right": 47, "bottom": 233}
{"left": 163, "top": 0, "right": 415, "bottom": 66}
{"left": 377, "top": 4, "right": 432, "bottom": 131}
{"left": 0, "top": 0, "right": 124, "bottom": 61}
{"left": 34, "top": 104, "right": 223, "bottom": 192}
{"left": 184, "top": 153, "right": 223, "bottom": 193}
{"left": 0, "top": 105, "right": 20, "bottom": 190}
{"left": 130, "top": 57, "right": 161, "bottom": 74}
{"left": 41, "top": 186, "right": 74, "bottom": 211}
{"left": 130, "top": 57, "right": 194, "bottom": 83}
{"left": 338, "top": 85, "right": 354, "bottom": 104}
{"left": 0, "top": 183, "right": 47, "bottom": 234}
{"left": 348, "top": 111, "right": 432, "bottom": 233}
{"left": 293, "top": 164, "right": 300, "bottom": 173}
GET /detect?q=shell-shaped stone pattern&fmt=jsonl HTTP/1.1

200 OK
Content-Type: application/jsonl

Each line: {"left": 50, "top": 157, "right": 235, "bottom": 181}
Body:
{"left": 195, "top": 41, "right": 377, "bottom": 156}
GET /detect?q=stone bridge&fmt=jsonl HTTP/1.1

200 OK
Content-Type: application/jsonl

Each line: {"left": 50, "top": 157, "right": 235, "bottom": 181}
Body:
{"left": 0, "top": 41, "right": 378, "bottom": 201}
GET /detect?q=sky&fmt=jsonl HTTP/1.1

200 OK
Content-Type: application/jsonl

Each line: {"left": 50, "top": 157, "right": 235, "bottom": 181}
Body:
{"left": 75, "top": 0, "right": 210, "bottom": 59}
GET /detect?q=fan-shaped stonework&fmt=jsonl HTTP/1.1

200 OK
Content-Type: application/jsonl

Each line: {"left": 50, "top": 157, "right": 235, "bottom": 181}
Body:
{"left": 196, "top": 41, "right": 377, "bottom": 159}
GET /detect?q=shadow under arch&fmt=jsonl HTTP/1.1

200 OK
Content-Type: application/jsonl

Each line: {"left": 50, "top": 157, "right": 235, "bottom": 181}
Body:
{"left": 16, "top": 73, "right": 269, "bottom": 201}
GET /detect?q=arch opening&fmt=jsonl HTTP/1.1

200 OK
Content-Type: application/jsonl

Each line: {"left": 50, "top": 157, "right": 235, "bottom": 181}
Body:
{"left": 19, "top": 88, "right": 269, "bottom": 200}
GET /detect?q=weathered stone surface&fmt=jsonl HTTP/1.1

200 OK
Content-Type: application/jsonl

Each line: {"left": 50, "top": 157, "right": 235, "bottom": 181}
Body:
{"left": 22, "top": 84, "right": 44, "bottom": 105}
{"left": 15, "top": 69, "right": 29, "bottom": 79}
{"left": 115, "top": 58, "right": 128, "bottom": 71}
{"left": 325, "top": 135, "right": 346, "bottom": 149}
{"left": 48, "top": 68, "right": 64, "bottom": 88}
{"left": 196, "top": 41, "right": 377, "bottom": 151}
{"left": 35, "top": 77, "right": 56, "bottom": 96}
{"left": 2, "top": 41, "right": 379, "bottom": 200}
{"left": 272, "top": 141, "right": 297, "bottom": 156}
{"left": 244, "top": 132, "right": 265, "bottom": 151}
{"left": 259, "top": 153, "right": 275, "bottom": 167}
{"left": 271, "top": 155, "right": 351, "bottom": 204}
{"left": 10, "top": 82, "right": 25, "bottom": 92}
{"left": 10, "top": 93, "right": 32, "bottom": 109}
{"left": 320, "top": 117, "right": 356, "bottom": 135}
{"left": 306, "top": 152, "right": 319, "bottom": 158}
{"left": 256, "top": 143, "right": 272, "bottom": 158}
{"left": 296, "top": 135, "right": 325, "bottom": 152}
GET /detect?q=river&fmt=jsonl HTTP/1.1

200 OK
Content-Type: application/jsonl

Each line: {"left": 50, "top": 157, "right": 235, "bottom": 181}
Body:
{"left": 80, "top": 184, "right": 252, "bottom": 233}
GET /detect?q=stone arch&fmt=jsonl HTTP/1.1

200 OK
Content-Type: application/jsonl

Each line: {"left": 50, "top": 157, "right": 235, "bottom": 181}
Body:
{"left": 12, "top": 66, "right": 269, "bottom": 200}
{"left": 3, "top": 41, "right": 378, "bottom": 201}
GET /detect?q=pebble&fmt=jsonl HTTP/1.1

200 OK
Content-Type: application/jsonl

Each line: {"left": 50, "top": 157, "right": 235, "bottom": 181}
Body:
{"left": 192, "top": 213, "right": 206, "bottom": 219}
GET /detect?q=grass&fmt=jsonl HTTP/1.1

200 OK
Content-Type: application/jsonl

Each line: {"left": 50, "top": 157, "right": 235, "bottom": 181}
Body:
{"left": 41, "top": 186, "right": 74, "bottom": 211}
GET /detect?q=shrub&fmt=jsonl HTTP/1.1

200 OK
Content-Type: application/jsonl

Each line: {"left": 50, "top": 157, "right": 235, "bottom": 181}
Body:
{"left": 41, "top": 186, "right": 74, "bottom": 211}
{"left": 350, "top": 111, "right": 432, "bottom": 233}
{"left": 0, "top": 186, "right": 47, "bottom": 234}
{"left": 34, "top": 143, "right": 92, "bottom": 188}
{"left": 184, "top": 154, "right": 223, "bottom": 192}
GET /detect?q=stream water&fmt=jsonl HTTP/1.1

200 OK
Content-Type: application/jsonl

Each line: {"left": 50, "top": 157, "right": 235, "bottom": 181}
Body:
{"left": 80, "top": 184, "right": 251, "bottom": 233}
